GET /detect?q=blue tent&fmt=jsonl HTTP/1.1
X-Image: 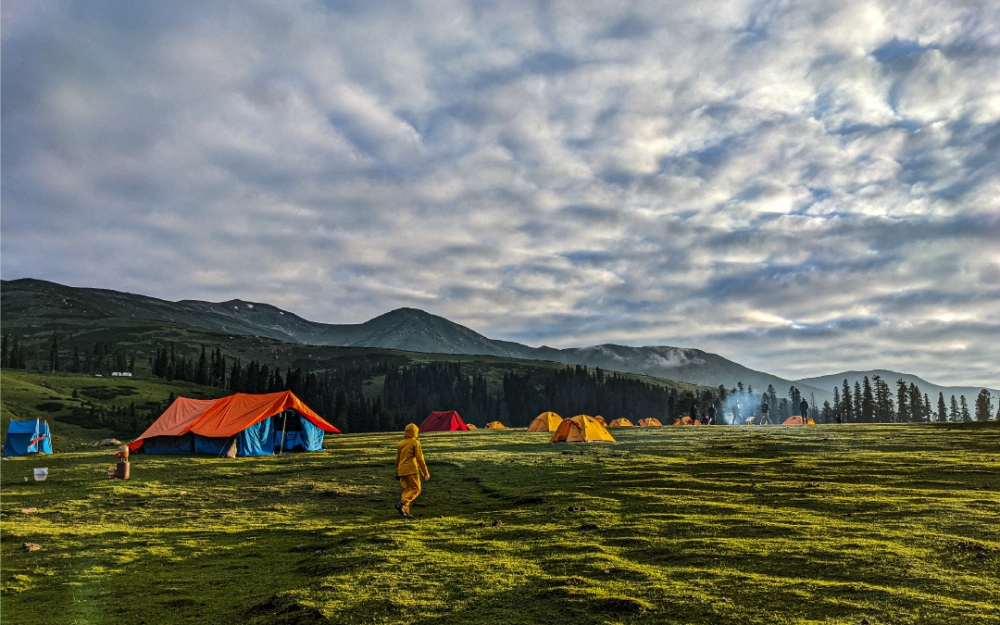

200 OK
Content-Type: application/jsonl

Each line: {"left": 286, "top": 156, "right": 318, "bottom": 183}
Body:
{"left": 3, "top": 419, "right": 53, "bottom": 457}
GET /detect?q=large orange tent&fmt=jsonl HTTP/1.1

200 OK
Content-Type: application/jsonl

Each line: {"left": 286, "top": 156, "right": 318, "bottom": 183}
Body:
{"left": 783, "top": 416, "right": 815, "bottom": 425}
{"left": 420, "top": 411, "right": 469, "bottom": 432}
{"left": 130, "top": 391, "right": 339, "bottom": 456}
{"left": 528, "top": 412, "right": 563, "bottom": 432}
{"left": 550, "top": 415, "right": 615, "bottom": 443}
{"left": 609, "top": 418, "right": 633, "bottom": 427}
{"left": 638, "top": 418, "right": 662, "bottom": 427}
{"left": 485, "top": 421, "right": 507, "bottom": 429}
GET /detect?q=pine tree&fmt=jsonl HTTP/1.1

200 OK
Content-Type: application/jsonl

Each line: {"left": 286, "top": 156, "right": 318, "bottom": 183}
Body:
{"left": 833, "top": 386, "right": 840, "bottom": 418}
{"left": 71, "top": 346, "right": 81, "bottom": 373}
{"left": 937, "top": 392, "right": 948, "bottom": 423}
{"left": 923, "top": 393, "right": 931, "bottom": 422}
{"left": 841, "top": 380, "right": 854, "bottom": 422}
{"left": 895, "top": 379, "right": 909, "bottom": 423}
{"left": 960, "top": 395, "right": 971, "bottom": 422}
{"left": 974, "top": 390, "right": 993, "bottom": 422}
{"left": 949, "top": 395, "right": 959, "bottom": 422}
{"left": 908, "top": 383, "right": 924, "bottom": 423}
{"left": 861, "top": 376, "right": 874, "bottom": 422}
{"left": 49, "top": 333, "right": 60, "bottom": 372}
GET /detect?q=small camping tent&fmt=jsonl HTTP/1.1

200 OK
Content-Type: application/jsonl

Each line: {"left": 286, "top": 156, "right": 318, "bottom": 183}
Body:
{"left": 550, "top": 415, "right": 615, "bottom": 443}
{"left": 593, "top": 416, "right": 606, "bottom": 425}
{"left": 420, "top": 411, "right": 469, "bottom": 432}
{"left": 609, "top": 418, "right": 633, "bottom": 427}
{"left": 485, "top": 421, "right": 506, "bottom": 429}
{"left": 673, "top": 417, "right": 699, "bottom": 426}
{"left": 3, "top": 419, "right": 53, "bottom": 457}
{"left": 130, "top": 391, "right": 338, "bottom": 456}
{"left": 466, "top": 424, "right": 478, "bottom": 430}
{"left": 638, "top": 418, "right": 662, "bottom": 427}
{"left": 782, "top": 416, "right": 815, "bottom": 425}
{"left": 528, "top": 412, "right": 562, "bottom": 432}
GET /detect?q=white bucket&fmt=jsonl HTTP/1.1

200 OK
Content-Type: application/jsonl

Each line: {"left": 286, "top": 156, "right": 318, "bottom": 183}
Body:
{"left": 33, "top": 468, "right": 49, "bottom": 481}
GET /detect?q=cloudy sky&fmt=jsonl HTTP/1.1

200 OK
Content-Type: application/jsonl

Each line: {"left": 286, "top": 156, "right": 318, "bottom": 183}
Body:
{"left": 3, "top": 0, "right": 998, "bottom": 387}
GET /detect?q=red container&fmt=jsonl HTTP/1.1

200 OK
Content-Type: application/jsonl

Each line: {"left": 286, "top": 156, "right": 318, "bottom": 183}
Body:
{"left": 116, "top": 461, "right": 130, "bottom": 480}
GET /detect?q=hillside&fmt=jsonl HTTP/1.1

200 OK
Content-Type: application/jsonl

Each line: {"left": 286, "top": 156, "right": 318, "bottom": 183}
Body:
{"left": 2, "top": 278, "right": 832, "bottom": 399}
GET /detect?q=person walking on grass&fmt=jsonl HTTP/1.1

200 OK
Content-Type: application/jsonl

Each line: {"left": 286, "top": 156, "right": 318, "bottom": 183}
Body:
{"left": 395, "top": 423, "right": 430, "bottom": 519}
{"left": 706, "top": 403, "right": 717, "bottom": 425}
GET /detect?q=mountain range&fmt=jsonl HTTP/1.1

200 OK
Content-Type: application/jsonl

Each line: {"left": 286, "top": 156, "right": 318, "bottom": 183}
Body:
{"left": 4, "top": 278, "right": 996, "bottom": 403}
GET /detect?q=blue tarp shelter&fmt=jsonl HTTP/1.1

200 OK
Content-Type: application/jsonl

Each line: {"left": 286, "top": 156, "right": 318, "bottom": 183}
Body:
{"left": 3, "top": 419, "right": 53, "bottom": 457}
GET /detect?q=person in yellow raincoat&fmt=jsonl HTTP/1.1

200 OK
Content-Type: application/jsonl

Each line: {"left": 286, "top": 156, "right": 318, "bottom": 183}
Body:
{"left": 395, "top": 423, "right": 430, "bottom": 518}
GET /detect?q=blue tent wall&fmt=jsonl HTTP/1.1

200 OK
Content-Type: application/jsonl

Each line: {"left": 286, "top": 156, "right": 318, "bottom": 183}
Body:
{"left": 272, "top": 414, "right": 324, "bottom": 452}
{"left": 237, "top": 418, "right": 274, "bottom": 457}
{"left": 193, "top": 435, "right": 236, "bottom": 456}
{"left": 2, "top": 420, "right": 53, "bottom": 457}
{"left": 142, "top": 434, "right": 195, "bottom": 455}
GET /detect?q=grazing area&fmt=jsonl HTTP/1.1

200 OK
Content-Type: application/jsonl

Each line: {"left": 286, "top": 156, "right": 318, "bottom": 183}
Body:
{"left": 2, "top": 424, "right": 998, "bottom": 625}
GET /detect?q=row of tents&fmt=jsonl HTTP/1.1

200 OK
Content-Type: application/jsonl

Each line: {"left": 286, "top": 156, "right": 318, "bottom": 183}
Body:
{"left": 2, "top": 393, "right": 818, "bottom": 458}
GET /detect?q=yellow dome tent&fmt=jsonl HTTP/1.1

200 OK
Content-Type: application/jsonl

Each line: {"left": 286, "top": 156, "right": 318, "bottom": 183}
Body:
{"left": 549, "top": 415, "right": 615, "bottom": 443}
{"left": 782, "top": 416, "right": 815, "bottom": 425}
{"left": 638, "top": 418, "right": 662, "bottom": 427}
{"left": 609, "top": 418, "right": 633, "bottom": 427}
{"left": 485, "top": 421, "right": 506, "bottom": 429}
{"left": 528, "top": 412, "right": 563, "bottom": 432}
{"left": 466, "top": 424, "right": 478, "bottom": 430}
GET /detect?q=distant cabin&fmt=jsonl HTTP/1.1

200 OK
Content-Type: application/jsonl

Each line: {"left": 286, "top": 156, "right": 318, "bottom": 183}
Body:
{"left": 111, "top": 372, "right": 133, "bottom": 377}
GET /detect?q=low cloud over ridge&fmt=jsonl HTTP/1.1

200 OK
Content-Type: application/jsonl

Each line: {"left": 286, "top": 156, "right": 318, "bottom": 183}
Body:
{"left": 2, "top": 0, "right": 998, "bottom": 387}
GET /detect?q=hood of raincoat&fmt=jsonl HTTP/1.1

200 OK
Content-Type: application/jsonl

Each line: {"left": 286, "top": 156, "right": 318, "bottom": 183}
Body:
{"left": 404, "top": 423, "right": 419, "bottom": 439}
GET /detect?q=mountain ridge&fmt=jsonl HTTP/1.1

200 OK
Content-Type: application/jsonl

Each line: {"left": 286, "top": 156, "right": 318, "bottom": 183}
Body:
{"left": 5, "top": 278, "right": 994, "bottom": 403}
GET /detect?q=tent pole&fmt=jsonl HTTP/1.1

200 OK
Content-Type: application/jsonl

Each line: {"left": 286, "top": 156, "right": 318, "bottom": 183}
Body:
{"left": 278, "top": 411, "right": 288, "bottom": 455}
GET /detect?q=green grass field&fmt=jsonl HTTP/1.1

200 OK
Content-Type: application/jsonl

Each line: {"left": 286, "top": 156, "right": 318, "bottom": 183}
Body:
{"left": 2, "top": 424, "right": 998, "bottom": 625}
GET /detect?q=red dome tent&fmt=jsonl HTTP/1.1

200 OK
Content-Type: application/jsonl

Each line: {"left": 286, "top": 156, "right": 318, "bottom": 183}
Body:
{"left": 419, "top": 411, "right": 469, "bottom": 432}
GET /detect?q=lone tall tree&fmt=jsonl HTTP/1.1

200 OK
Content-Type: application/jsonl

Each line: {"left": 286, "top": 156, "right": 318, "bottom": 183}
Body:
{"left": 974, "top": 390, "right": 993, "bottom": 422}
{"left": 937, "top": 392, "right": 948, "bottom": 423}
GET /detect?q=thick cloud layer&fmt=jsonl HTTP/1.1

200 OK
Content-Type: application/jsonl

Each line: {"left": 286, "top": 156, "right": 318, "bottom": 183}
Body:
{"left": 3, "top": 0, "right": 998, "bottom": 387}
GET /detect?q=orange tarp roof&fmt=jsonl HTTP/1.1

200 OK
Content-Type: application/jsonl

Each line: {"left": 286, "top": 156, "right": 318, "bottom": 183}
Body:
{"left": 131, "top": 391, "right": 338, "bottom": 450}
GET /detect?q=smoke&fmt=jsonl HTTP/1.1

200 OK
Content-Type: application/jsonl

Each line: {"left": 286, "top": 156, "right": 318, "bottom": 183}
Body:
{"left": 722, "top": 392, "right": 760, "bottom": 425}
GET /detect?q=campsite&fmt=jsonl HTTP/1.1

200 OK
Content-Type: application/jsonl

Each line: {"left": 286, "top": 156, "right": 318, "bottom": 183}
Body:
{"left": 3, "top": 415, "right": 999, "bottom": 624}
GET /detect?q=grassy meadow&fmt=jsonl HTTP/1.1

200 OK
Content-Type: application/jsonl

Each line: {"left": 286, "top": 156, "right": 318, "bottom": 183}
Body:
{"left": 2, "top": 423, "right": 998, "bottom": 625}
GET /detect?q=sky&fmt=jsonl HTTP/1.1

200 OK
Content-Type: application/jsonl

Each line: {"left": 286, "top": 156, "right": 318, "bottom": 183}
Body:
{"left": 2, "top": 0, "right": 998, "bottom": 387}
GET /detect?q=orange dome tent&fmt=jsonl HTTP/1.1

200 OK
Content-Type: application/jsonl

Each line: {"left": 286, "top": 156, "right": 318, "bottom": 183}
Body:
{"left": 485, "top": 421, "right": 507, "bottom": 429}
{"left": 420, "top": 411, "right": 469, "bottom": 432}
{"left": 782, "top": 416, "right": 815, "bottom": 425}
{"left": 528, "top": 412, "right": 563, "bottom": 432}
{"left": 673, "top": 416, "right": 700, "bottom": 426}
{"left": 550, "top": 415, "right": 615, "bottom": 443}
{"left": 609, "top": 418, "right": 634, "bottom": 427}
{"left": 638, "top": 418, "right": 662, "bottom": 427}
{"left": 466, "top": 424, "right": 478, "bottom": 430}
{"left": 593, "top": 416, "right": 606, "bottom": 425}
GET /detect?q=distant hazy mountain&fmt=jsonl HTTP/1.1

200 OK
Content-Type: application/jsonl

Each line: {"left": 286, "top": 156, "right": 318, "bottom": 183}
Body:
{"left": 798, "top": 370, "right": 999, "bottom": 405}
{"left": 25, "top": 277, "right": 1000, "bottom": 403}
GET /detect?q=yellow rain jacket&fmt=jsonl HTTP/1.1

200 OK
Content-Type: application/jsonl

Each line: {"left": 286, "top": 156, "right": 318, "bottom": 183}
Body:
{"left": 396, "top": 423, "right": 429, "bottom": 478}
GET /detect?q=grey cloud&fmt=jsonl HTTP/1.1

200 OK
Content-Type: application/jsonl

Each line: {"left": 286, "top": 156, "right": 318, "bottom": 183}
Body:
{"left": 2, "top": 0, "right": 999, "bottom": 388}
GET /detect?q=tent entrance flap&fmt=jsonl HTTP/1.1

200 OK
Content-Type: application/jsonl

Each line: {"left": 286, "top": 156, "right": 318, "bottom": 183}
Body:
{"left": 237, "top": 418, "right": 275, "bottom": 457}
